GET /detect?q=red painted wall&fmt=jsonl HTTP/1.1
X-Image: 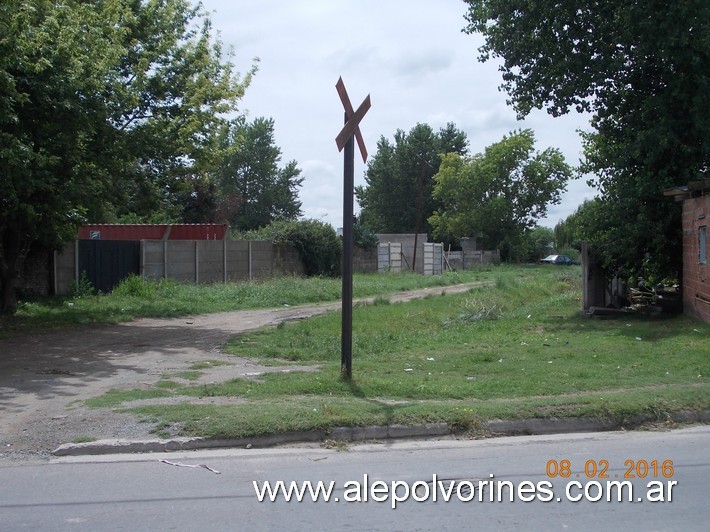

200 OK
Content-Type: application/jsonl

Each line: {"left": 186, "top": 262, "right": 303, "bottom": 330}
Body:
{"left": 79, "top": 224, "right": 228, "bottom": 241}
{"left": 682, "top": 194, "right": 710, "bottom": 322}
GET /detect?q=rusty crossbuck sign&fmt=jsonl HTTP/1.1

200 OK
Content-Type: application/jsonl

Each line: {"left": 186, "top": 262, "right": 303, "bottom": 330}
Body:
{"left": 335, "top": 77, "right": 370, "bottom": 380}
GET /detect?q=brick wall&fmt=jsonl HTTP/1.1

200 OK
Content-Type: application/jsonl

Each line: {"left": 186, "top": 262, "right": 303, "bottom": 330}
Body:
{"left": 682, "top": 194, "right": 710, "bottom": 322}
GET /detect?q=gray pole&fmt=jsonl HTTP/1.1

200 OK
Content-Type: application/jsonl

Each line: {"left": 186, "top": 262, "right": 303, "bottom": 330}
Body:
{"left": 341, "top": 112, "right": 354, "bottom": 380}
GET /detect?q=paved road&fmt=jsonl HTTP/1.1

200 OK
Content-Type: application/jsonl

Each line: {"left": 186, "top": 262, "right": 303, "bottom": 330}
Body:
{"left": 1, "top": 426, "right": 706, "bottom": 531}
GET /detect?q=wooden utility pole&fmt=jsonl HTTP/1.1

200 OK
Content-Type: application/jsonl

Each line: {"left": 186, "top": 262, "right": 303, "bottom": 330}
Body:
{"left": 335, "top": 77, "right": 370, "bottom": 380}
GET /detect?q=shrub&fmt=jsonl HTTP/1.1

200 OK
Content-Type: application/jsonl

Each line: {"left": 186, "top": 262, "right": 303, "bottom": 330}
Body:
{"left": 112, "top": 274, "right": 155, "bottom": 298}
{"left": 70, "top": 272, "right": 95, "bottom": 297}
{"left": 248, "top": 219, "right": 342, "bottom": 277}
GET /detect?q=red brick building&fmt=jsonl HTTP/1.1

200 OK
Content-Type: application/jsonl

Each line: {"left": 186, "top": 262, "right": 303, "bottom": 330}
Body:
{"left": 665, "top": 179, "right": 710, "bottom": 322}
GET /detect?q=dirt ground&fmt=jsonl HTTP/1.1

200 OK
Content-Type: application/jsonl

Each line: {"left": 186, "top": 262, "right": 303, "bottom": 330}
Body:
{"left": 0, "top": 283, "right": 482, "bottom": 464}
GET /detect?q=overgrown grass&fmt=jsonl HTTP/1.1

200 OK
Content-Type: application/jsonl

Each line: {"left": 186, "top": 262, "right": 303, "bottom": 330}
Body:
{"left": 0, "top": 268, "right": 498, "bottom": 338}
{"left": 85, "top": 265, "right": 710, "bottom": 439}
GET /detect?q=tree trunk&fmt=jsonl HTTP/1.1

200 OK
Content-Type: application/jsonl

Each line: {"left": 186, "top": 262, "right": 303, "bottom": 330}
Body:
{"left": 0, "top": 230, "right": 25, "bottom": 315}
{"left": 0, "top": 268, "right": 19, "bottom": 314}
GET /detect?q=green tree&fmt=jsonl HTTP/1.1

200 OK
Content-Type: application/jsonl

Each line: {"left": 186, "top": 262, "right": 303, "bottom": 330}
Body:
{"left": 518, "top": 226, "right": 555, "bottom": 263}
{"left": 355, "top": 123, "right": 468, "bottom": 234}
{"left": 553, "top": 199, "right": 602, "bottom": 251}
{"left": 463, "top": 0, "right": 709, "bottom": 277}
{"left": 213, "top": 117, "right": 303, "bottom": 231}
{"left": 0, "top": 0, "right": 255, "bottom": 313}
{"left": 429, "top": 130, "right": 571, "bottom": 257}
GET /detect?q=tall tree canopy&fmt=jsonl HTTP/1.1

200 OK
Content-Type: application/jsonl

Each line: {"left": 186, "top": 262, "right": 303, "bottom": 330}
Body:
{"left": 0, "top": 0, "right": 256, "bottom": 312}
{"left": 355, "top": 123, "right": 468, "bottom": 234}
{"left": 553, "top": 199, "right": 602, "bottom": 251}
{"left": 430, "top": 129, "right": 571, "bottom": 256}
{"left": 180, "top": 117, "right": 303, "bottom": 229}
{"left": 463, "top": 0, "right": 710, "bottom": 277}
{"left": 216, "top": 117, "right": 303, "bottom": 231}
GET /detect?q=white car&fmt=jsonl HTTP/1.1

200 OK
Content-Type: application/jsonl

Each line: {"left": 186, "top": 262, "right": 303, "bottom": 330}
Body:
{"left": 540, "top": 254, "right": 580, "bottom": 265}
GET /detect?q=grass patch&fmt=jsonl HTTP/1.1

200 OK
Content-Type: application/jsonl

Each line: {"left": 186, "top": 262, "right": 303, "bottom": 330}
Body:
{"left": 71, "top": 435, "right": 97, "bottom": 444}
{"left": 168, "top": 370, "right": 202, "bottom": 381}
{"left": 1, "top": 269, "right": 494, "bottom": 338}
{"left": 84, "top": 265, "right": 710, "bottom": 439}
{"left": 85, "top": 388, "right": 176, "bottom": 408}
{"left": 189, "top": 360, "right": 233, "bottom": 370}
{"left": 127, "top": 385, "right": 710, "bottom": 440}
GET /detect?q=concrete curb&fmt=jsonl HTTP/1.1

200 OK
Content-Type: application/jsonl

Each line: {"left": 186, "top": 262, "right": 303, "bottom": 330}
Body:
{"left": 488, "top": 410, "right": 710, "bottom": 436}
{"left": 52, "top": 413, "right": 710, "bottom": 457}
{"left": 52, "top": 423, "right": 450, "bottom": 457}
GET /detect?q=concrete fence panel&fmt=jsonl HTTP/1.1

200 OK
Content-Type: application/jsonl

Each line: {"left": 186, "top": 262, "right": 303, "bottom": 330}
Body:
{"left": 226, "top": 241, "right": 250, "bottom": 281}
{"left": 423, "top": 243, "right": 443, "bottom": 276}
{"left": 165, "top": 241, "right": 196, "bottom": 282}
{"left": 378, "top": 242, "right": 403, "bottom": 272}
{"left": 197, "top": 241, "right": 226, "bottom": 284}
{"left": 353, "top": 247, "right": 377, "bottom": 273}
{"left": 443, "top": 248, "right": 500, "bottom": 271}
{"left": 249, "top": 241, "right": 274, "bottom": 278}
{"left": 142, "top": 240, "right": 165, "bottom": 279}
{"left": 53, "top": 238, "right": 378, "bottom": 295}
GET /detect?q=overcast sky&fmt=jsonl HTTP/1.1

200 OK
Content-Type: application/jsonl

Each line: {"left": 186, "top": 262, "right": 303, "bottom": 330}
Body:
{"left": 200, "top": 0, "right": 597, "bottom": 230}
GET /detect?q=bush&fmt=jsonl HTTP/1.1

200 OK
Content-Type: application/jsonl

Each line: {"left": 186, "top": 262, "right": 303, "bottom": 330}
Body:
{"left": 112, "top": 274, "right": 155, "bottom": 298}
{"left": 248, "top": 219, "right": 342, "bottom": 277}
{"left": 70, "top": 272, "right": 95, "bottom": 297}
{"left": 554, "top": 247, "right": 581, "bottom": 261}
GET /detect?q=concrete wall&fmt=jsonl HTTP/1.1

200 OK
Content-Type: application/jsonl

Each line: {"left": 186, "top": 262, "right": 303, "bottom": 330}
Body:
{"left": 273, "top": 244, "right": 305, "bottom": 276}
{"left": 682, "top": 194, "right": 710, "bottom": 322}
{"left": 378, "top": 242, "right": 402, "bottom": 272}
{"left": 352, "top": 247, "right": 378, "bottom": 273}
{"left": 459, "top": 237, "right": 479, "bottom": 252}
{"left": 443, "top": 249, "right": 500, "bottom": 270}
{"left": 54, "top": 240, "right": 383, "bottom": 294}
{"left": 422, "top": 243, "right": 443, "bottom": 276}
{"left": 581, "top": 241, "right": 612, "bottom": 311}
{"left": 54, "top": 244, "right": 77, "bottom": 295}
{"left": 141, "top": 240, "right": 303, "bottom": 283}
{"left": 375, "top": 234, "right": 428, "bottom": 273}
{"left": 54, "top": 239, "right": 307, "bottom": 294}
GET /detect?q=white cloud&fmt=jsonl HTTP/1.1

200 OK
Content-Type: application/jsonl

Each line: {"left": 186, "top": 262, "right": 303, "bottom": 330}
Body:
{"left": 201, "top": 0, "right": 596, "bottom": 230}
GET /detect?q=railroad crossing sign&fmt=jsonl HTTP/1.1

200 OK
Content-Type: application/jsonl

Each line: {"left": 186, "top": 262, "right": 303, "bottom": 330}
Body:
{"left": 335, "top": 77, "right": 370, "bottom": 380}
{"left": 335, "top": 77, "right": 370, "bottom": 163}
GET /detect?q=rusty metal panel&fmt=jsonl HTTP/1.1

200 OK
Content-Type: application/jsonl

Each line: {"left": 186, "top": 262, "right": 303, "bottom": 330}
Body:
{"left": 168, "top": 225, "right": 228, "bottom": 240}
{"left": 79, "top": 224, "right": 228, "bottom": 241}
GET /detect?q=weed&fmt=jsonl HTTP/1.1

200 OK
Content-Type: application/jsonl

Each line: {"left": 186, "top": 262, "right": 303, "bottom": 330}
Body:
{"left": 112, "top": 274, "right": 155, "bottom": 298}
{"left": 322, "top": 439, "right": 350, "bottom": 452}
{"left": 70, "top": 272, "right": 94, "bottom": 298}
{"left": 171, "top": 371, "right": 201, "bottom": 381}
{"left": 156, "top": 380, "right": 180, "bottom": 388}
{"left": 443, "top": 297, "right": 502, "bottom": 327}
{"left": 72, "top": 435, "right": 97, "bottom": 444}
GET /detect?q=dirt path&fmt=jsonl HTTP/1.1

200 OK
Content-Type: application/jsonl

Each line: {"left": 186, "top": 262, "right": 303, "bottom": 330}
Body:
{"left": 0, "top": 283, "right": 483, "bottom": 464}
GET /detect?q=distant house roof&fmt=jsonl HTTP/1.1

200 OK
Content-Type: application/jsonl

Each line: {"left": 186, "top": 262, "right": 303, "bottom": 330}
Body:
{"left": 79, "top": 224, "right": 228, "bottom": 241}
{"left": 664, "top": 178, "right": 710, "bottom": 201}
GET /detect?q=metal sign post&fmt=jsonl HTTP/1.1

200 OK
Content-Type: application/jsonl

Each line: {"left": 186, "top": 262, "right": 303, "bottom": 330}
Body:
{"left": 335, "top": 77, "right": 370, "bottom": 380}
